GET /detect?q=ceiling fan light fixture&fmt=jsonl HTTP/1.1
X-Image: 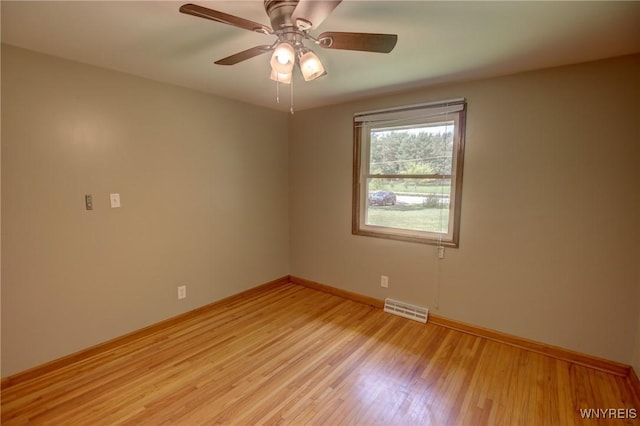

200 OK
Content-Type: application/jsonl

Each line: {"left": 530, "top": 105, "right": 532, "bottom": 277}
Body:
{"left": 299, "top": 49, "right": 326, "bottom": 81}
{"left": 270, "top": 42, "right": 296, "bottom": 74}
{"left": 179, "top": 1, "right": 398, "bottom": 110}
{"left": 270, "top": 69, "right": 292, "bottom": 84}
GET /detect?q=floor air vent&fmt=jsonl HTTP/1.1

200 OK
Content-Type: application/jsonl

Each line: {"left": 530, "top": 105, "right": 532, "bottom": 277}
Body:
{"left": 384, "top": 298, "right": 428, "bottom": 323}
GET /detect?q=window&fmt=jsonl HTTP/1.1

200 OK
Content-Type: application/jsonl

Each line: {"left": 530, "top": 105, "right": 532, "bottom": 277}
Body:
{"left": 352, "top": 99, "right": 467, "bottom": 247}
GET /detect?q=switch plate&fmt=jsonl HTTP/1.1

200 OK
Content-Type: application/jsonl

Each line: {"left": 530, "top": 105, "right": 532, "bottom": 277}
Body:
{"left": 110, "top": 193, "right": 121, "bottom": 208}
{"left": 85, "top": 194, "right": 93, "bottom": 210}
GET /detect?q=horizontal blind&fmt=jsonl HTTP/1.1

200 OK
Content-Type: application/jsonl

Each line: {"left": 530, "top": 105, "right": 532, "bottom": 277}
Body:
{"left": 354, "top": 98, "right": 465, "bottom": 124}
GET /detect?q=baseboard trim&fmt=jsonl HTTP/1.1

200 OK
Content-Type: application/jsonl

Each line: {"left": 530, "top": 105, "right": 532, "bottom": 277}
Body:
{"left": 1, "top": 275, "right": 290, "bottom": 390}
{"left": 427, "top": 314, "right": 630, "bottom": 377}
{"left": 288, "top": 275, "right": 631, "bottom": 378}
{"left": 3, "top": 274, "right": 633, "bottom": 389}
{"left": 289, "top": 275, "right": 384, "bottom": 309}
{"left": 629, "top": 367, "right": 640, "bottom": 402}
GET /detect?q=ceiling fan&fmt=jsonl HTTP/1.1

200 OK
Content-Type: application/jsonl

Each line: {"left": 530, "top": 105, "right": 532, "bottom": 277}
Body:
{"left": 179, "top": 1, "right": 398, "bottom": 84}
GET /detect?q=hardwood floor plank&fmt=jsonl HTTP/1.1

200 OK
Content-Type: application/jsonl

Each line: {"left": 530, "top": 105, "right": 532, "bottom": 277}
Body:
{"left": 2, "top": 282, "right": 639, "bottom": 425}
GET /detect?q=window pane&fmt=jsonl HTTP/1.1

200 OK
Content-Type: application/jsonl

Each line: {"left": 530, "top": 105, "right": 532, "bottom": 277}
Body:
{"left": 369, "top": 121, "right": 455, "bottom": 176}
{"left": 365, "top": 178, "right": 451, "bottom": 233}
{"left": 353, "top": 100, "right": 465, "bottom": 246}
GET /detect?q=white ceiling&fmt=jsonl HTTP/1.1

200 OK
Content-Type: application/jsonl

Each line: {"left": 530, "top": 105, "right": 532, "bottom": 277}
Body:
{"left": 2, "top": 1, "right": 640, "bottom": 112}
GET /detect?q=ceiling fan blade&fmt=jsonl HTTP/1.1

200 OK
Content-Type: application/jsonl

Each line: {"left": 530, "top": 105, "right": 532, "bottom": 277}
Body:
{"left": 318, "top": 32, "right": 398, "bottom": 53}
{"left": 180, "top": 3, "right": 272, "bottom": 34}
{"left": 214, "top": 45, "right": 274, "bottom": 66}
{"left": 291, "top": 0, "right": 342, "bottom": 29}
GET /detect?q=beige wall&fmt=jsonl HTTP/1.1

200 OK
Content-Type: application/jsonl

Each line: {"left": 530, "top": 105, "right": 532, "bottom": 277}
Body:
{"left": 634, "top": 308, "right": 640, "bottom": 375}
{"left": 289, "top": 55, "right": 640, "bottom": 364}
{"left": 1, "top": 45, "right": 290, "bottom": 377}
{"left": 2, "top": 44, "right": 639, "bottom": 377}
{"left": 634, "top": 268, "right": 640, "bottom": 374}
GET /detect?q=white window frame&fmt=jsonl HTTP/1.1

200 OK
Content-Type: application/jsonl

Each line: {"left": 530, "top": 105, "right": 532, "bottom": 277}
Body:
{"left": 352, "top": 99, "right": 467, "bottom": 247}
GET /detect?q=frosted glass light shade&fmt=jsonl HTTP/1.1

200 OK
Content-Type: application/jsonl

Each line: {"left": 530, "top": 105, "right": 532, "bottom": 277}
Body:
{"left": 299, "top": 49, "right": 326, "bottom": 81}
{"left": 270, "top": 69, "right": 292, "bottom": 84}
{"left": 270, "top": 43, "right": 295, "bottom": 74}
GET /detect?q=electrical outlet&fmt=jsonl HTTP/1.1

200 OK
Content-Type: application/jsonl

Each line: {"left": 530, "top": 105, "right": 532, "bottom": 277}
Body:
{"left": 381, "top": 275, "right": 389, "bottom": 288}
{"left": 178, "top": 285, "right": 186, "bottom": 300}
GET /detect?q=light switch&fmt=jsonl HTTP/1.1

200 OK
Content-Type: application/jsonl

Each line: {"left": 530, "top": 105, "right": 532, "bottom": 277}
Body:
{"left": 85, "top": 194, "right": 93, "bottom": 210}
{"left": 110, "top": 193, "right": 121, "bottom": 208}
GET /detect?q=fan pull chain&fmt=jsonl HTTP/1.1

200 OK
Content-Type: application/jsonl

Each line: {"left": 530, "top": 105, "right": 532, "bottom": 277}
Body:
{"left": 290, "top": 77, "right": 294, "bottom": 115}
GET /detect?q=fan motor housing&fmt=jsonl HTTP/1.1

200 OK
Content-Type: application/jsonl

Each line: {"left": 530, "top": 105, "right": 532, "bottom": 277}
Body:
{"left": 264, "top": 0, "right": 299, "bottom": 30}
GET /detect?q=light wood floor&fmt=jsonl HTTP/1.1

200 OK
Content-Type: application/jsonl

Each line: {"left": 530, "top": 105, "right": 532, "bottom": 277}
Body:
{"left": 2, "top": 283, "right": 639, "bottom": 425}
